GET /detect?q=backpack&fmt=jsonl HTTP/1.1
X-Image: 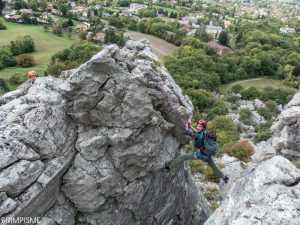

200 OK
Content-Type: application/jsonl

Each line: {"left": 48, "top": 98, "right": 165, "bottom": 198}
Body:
{"left": 194, "top": 130, "right": 218, "bottom": 156}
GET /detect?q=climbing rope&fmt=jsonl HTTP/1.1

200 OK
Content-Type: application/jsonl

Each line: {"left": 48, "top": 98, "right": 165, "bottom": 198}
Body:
{"left": 145, "top": 68, "right": 188, "bottom": 129}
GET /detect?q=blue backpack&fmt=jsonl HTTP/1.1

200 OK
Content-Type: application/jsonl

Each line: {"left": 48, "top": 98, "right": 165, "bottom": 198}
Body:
{"left": 194, "top": 130, "right": 218, "bottom": 156}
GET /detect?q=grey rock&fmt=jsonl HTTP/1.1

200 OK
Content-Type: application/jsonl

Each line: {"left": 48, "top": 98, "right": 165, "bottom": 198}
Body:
{"left": 251, "top": 141, "right": 276, "bottom": 163}
{"left": 0, "top": 160, "right": 44, "bottom": 197}
{"left": 0, "top": 197, "right": 17, "bottom": 216}
{"left": 251, "top": 110, "right": 266, "bottom": 123}
{"left": 37, "top": 217, "right": 57, "bottom": 225}
{"left": 254, "top": 98, "right": 266, "bottom": 108}
{"left": 0, "top": 40, "right": 210, "bottom": 224}
{"left": 206, "top": 156, "right": 300, "bottom": 225}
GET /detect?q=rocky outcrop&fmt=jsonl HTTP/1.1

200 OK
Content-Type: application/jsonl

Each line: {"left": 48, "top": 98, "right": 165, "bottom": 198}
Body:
{"left": 205, "top": 92, "right": 300, "bottom": 225}
{"left": 271, "top": 91, "right": 300, "bottom": 157}
{"left": 0, "top": 39, "right": 211, "bottom": 225}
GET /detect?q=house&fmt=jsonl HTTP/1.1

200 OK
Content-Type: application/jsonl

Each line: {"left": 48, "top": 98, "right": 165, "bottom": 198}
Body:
{"left": 181, "top": 16, "right": 197, "bottom": 24}
{"left": 120, "top": 11, "right": 132, "bottom": 17}
{"left": 51, "top": 9, "right": 61, "bottom": 16}
{"left": 6, "top": 15, "right": 23, "bottom": 23}
{"left": 207, "top": 41, "right": 232, "bottom": 55}
{"left": 93, "top": 32, "right": 106, "bottom": 43}
{"left": 187, "top": 29, "right": 196, "bottom": 36}
{"left": 20, "top": 9, "right": 33, "bottom": 14}
{"left": 47, "top": 3, "right": 54, "bottom": 11}
{"left": 75, "top": 23, "right": 89, "bottom": 32}
{"left": 223, "top": 20, "right": 232, "bottom": 29}
{"left": 280, "top": 27, "right": 295, "bottom": 34}
{"left": 129, "top": 3, "right": 147, "bottom": 13}
{"left": 1, "top": 7, "right": 15, "bottom": 15}
{"left": 205, "top": 25, "right": 223, "bottom": 37}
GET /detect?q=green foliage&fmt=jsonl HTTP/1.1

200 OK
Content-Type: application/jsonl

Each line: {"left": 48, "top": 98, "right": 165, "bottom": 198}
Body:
{"left": 254, "top": 120, "right": 273, "bottom": 143}
{"left": 139, "top": 8, "right": 157, "bottom": 18}
{"left": 118, "top": 0, "right": 130, "bottom": 7}
{"left": 10, "top": 35, "right": 35, "bottom": 56}
{"left": 9, "top": 73, "right": 27, "bottom": 85}
{"left": 62, "top": 18, "right": 74, "bottom": 28}
{"left": 240, "top": 87, "right": 259, "bottom": 100}
{"left": 47, "top": 41, "right": 100, "bottom": 77}
{"left": 0, "top": 20, "right": 6, "bottom": 30}
{"left": 292, "top": 65, "right": 300, "bottom": 77}
{"left": 185, "top": 89, "right": 215, "bottom": 110}
{"left": 206, "top": 100, "right": 228, "bottom": 120}
{"left": 108, "top": 16, "right": 125, "bottom": 29}
{"left": 239, "top": 108, "right": 253, "bottom": 126}
{"left": 218, "top": 31, "right": 229, "bottom": 46}
{"left": 226, "top": 95, "right": 240, "bottom": 104}
{"left": 52, "top": 24, "right": 63, "bottom": 36}
{"left": 0, "top": 47, "right": 17, "bottom": 67}
{"left": 104, "top": 30, "right": 126, "bottom": 46}
{"left": 259, "top": 88, "right": 294, "bottom": 105}
{"left": 291, "top": 154, "right": 300, "bottom": 169}
{"left": 0, "top": 78, "right": 10, "bottom": 95}
{"left": 264, "top": 100, "right": 278, "bottom": 115}
{"left": 231, "top": 84, "right": 243, "bottom": 93}
{"left": 17, "top": 54, "right": 35, "bottom": 67}
{"left": 257, "top": 107, "right": 273, "bottom": 120}
{"left": 224, "top": 139, "right": 254, "bottom": 162}
{"left": 208, "top": 116, "right": 239, "bottom": 149}
{"left": 254, "top": 131, "right": 272, "bottom": 143}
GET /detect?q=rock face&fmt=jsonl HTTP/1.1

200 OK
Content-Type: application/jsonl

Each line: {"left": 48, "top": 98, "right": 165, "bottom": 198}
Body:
{"left": 0, "top": 40, "right": 211, "bottom": 225}
{"left": 205, "top": 92, "right": 300, "bottom": 225}
{"left": 271, "top": 91, "right": 300, "bottom": 157}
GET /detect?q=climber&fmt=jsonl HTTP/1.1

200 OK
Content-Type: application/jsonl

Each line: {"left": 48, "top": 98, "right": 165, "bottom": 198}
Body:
{"left": 165, "top": 119, "right": 229, "bottom": 183}
{"left": 27, "top": 70, "right": 38, "bottom": 84}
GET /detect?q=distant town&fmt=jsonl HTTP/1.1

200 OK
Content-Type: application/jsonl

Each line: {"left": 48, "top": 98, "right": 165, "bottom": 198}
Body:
{"left": 1, "top": 0, "right": 299, "bottom": 49}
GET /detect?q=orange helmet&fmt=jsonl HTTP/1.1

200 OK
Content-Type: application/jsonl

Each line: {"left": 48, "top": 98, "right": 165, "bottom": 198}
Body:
{"left": 28, "top": 70, "right": 38, "bottom": 78}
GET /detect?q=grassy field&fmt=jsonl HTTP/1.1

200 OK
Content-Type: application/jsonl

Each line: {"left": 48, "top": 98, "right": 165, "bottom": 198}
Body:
{"left": 0, "top": 18, "right": 78, "bottom": 89}
{"left": 124, "top": 31, "right": 176, "bottom": 60}
{"left": 220, "top": 77, "right": 295, "bottom": 93}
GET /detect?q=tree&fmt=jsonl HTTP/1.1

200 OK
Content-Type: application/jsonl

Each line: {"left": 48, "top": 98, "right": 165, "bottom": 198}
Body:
{"left": 52, "top": 24, "right": 63, "bottom": 36}
{"left": 0, "top": 0, "right": 5, "bottom": 16}
{"left": 195, "top": 28, "right": 212, "bottom": 42}
{"left": 0, "top": 20, "right": 6, "bottom": 30}
{"left": 17, "top": 54, "right": 35, "bottom": 67}
{"left": 43, "top": 24, "right": 49, "bottom": 32}
{"left": 0, "top": 78, "right": 10, "bottom": 95}
{"left": 118, "top": 0, "right": 130, "bottom": 7}
{"left": 218, "top": 31, "right": 229, "bottom": 46}
{"left": 292, "top": 65, "right": 300, "bottom": 77}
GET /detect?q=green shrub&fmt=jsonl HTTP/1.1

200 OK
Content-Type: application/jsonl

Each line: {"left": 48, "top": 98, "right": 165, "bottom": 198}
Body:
{"left": 241, "top": 87, "right": 260, "bottom": 100}
{"left": 226, "top": 95, "right": 240, "bottom": 103}
{"left": 239, "top": 108, "right": 253, "bottom": 125}
{"left": 208, "top": 116, "right": 239, "bottom": 149}
{"left": 17, "top": 54, "right": 35, "bottom": 67}
{"left": 231, "top": 84, "right": 243, "bottom": 93}
{"left": 224, "top": 139, "right": 254, "bottom": 162}
{"left": 257, "top": 107, "right": 273, "bottom": 120}
{"left": 0, "top": 78, "right": 10, "bottom": 95}
{"left": 265, "top": 100, "right": 278, "bottom": 114}
{"left": 254, "top": 131, "right": 272, "bottom": 143}
{"left": 9, "top": 73, "right": 28, "bottom": 85}
{"left": 0, "top": 21, "right": 7, "bottom": 30}
{"left": 291, "top": 154, "right": 300, "bottom": 169}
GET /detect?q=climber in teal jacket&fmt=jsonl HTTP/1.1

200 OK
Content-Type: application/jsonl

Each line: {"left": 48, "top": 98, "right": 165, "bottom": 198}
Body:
{"left": 165, "top": 119, "right": 229, "bottom": 183}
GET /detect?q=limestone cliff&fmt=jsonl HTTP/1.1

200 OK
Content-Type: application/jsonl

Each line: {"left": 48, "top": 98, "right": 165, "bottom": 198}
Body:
{"left": 205, "top": 93, "right": 300, "bottom": 225}
{"left": 0, "top": 40, "right": 211, "bottom": 225}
